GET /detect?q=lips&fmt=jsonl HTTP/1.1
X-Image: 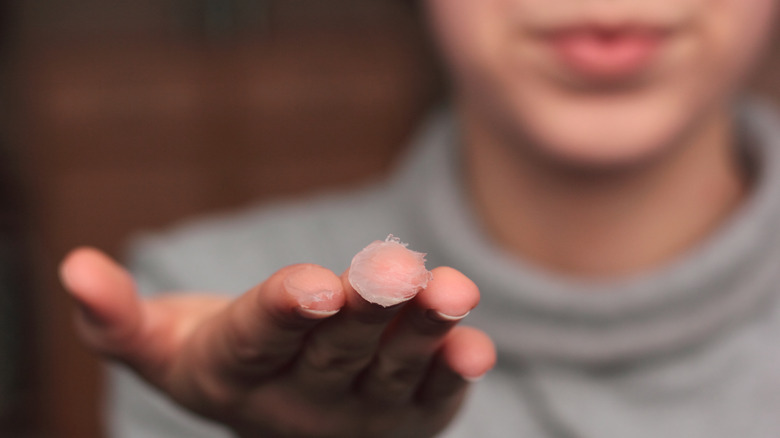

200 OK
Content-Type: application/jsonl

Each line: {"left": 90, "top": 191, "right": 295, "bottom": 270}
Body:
{"left": 545, "top": 26, "right": 667, "bottom": 81}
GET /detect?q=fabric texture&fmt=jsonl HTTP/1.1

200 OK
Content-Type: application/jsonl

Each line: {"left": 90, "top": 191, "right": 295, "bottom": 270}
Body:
{"left": 109, "top": 99, "right": 780, "bottom": 438}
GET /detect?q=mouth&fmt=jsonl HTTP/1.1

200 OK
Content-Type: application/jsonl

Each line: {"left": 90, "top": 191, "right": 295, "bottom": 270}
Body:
{"left": 534, "top": 24, "right": 674, "bottom": 84}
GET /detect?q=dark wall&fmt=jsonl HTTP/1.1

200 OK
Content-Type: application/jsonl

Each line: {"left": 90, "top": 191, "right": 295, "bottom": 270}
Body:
{"left": 8, "top": 1, "right": 441, "bottom": 437}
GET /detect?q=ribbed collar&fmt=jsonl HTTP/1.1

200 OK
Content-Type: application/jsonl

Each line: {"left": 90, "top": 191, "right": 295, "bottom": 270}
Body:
{"left": 393, "top": 99, "right": 780, "bottom": 366}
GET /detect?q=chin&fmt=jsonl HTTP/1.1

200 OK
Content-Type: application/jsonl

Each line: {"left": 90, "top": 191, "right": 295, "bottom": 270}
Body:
{"left": 499, "top": 88, "right": 711, "bottom": 171}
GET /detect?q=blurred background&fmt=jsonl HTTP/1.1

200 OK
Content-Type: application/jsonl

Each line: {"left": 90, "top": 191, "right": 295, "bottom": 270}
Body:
{"left": 0, "top": 1, "right": 777, "bottom": 437}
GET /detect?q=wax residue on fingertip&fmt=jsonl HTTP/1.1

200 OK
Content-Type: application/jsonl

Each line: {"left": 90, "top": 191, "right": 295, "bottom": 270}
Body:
{"left": 348, "top": 234, "right": 433, "bottom": 307}
{"left": 283, "top": 265, "right": 341, "bottom": 310}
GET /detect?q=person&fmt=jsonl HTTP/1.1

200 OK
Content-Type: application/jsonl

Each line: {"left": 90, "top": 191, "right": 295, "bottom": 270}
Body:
{"left": 59, "top": 1, "right": 780, "bottom": 437}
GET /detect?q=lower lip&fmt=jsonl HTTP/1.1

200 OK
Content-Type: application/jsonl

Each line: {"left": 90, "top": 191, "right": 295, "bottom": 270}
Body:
{"left": 549, "top": 29, "right": 664, "bottom": 80}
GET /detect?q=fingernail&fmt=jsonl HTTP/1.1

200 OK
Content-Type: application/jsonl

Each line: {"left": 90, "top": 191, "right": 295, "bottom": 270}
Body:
{"left": 463, "top": 373, "right": 486, "bottom": 383}
{"left": 296, "top": 307, "right": 340, "bottom": 319}
{"left": 284, "top": 266, "right": 342, "bottom": 315}
{"left": 429, "top": 310, "right": 470, "bottom": 322}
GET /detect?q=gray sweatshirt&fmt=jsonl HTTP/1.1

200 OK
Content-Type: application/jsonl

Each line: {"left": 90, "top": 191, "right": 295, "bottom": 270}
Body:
{"left": 110, "top": 99, "right": 780, "bottom": 437}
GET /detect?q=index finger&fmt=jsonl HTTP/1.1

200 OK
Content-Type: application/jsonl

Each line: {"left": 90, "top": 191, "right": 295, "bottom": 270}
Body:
{"left": 191, "top": 264, "right": 346, "bottom": 384}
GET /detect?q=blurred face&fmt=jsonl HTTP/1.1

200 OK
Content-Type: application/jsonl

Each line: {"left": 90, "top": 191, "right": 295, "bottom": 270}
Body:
{"left": 426, "top": 0, "right": 777, "bottom": 167}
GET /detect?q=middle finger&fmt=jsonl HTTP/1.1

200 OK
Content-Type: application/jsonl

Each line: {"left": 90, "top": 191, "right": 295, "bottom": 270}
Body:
{"left": 291, "top": 270, "right": 409, "bottom": 396}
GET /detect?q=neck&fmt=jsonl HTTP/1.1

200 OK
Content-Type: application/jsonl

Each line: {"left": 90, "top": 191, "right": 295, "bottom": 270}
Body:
{"left": 464, "top": 108, "right": 748, "bottom": 279}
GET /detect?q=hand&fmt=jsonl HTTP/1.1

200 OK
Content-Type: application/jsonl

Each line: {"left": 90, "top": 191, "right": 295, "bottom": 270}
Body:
{"left": 59, "top": 247, "right": 496, "bottom": 438}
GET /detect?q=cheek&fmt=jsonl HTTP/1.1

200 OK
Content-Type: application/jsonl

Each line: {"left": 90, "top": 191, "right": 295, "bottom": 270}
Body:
{"left": 704, "top": 0, "right": 777, "bottom": 87}
{"left": 427, "top": 0, "right": 514, "bottom": 86}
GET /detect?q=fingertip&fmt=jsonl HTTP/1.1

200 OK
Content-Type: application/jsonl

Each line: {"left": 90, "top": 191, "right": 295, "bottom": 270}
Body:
{"left": 441, "top": 326, "right": 496, "bottom": 381}
{"left": 59, "top": 246, "right": 99, "bottom": 293}
{"left": 417, "top": 267, "right": 480, "bottom": 321}
{"left": 59, "top": 247, "right": 142, "bottom": 344}
{"left": 283, "top": 264, "right": 345, "bottom": 317}
{"left": 60, "top": 247, "right": 135, "bottom": 302}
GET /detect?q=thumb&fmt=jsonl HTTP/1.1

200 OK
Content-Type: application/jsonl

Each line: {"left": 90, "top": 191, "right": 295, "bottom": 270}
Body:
{"left": 59, "top": 247, "right": 144, "bottom": 360}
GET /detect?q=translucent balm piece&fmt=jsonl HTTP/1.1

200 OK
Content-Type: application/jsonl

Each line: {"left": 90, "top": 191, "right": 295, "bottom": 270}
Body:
{"left": 348, "top": 235, "right": 433, "bottom": 307}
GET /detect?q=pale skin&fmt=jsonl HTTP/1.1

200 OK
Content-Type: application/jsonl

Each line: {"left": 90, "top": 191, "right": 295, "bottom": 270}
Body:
{"left": 61, "top": 0, "right": 777, "bottom": 437}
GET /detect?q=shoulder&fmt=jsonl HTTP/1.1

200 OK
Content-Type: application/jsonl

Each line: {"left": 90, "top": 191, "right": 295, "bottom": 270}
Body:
{"left": 126, "top": 180, "right": 415, "bottom": 297}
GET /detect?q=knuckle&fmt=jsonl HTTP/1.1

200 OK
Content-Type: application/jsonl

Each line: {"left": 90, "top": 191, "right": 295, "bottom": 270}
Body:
{"left": 225, "top": 319, "right": 258, "bottom": 358}
{"left": 361, "top": 356, "right": 429, "bottom": 403}
{"left": 369, "top": 379, "right": 413, "bottom": 402}
{"left": 223, "top": 318, "right": 275, "bottom": 366}
{"left": 175, "top": 369, "right": 243, "bottom": 419}
{"left": 377, "top": 356, "right": 428, "bottom": 387}
{"left": 303, "top": 338, "right": 373, "bottom": 374}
